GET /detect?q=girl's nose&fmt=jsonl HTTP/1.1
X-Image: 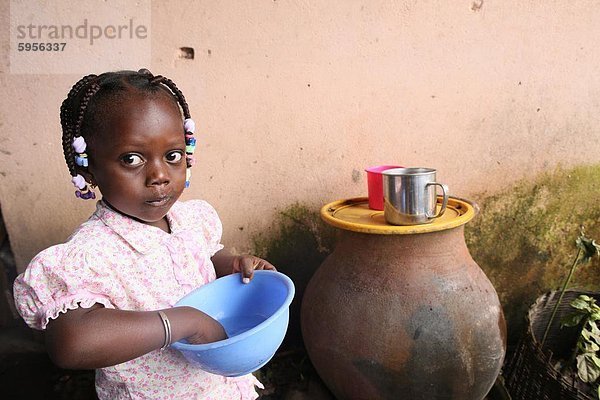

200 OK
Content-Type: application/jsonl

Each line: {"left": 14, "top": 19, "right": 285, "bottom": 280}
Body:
{"left": 146, "top": 160, "right": 170, "bottom": 186}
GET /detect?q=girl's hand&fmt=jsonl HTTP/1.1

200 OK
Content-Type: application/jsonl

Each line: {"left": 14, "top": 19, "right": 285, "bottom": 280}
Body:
{"left": 185, "top": 308, "right": 228, "bottom": 344}
{"left": 232, "top": 255, "right": 277, "bottom": 284}
{"left": 212, "top": 249, "right": 277, "bottom": 281}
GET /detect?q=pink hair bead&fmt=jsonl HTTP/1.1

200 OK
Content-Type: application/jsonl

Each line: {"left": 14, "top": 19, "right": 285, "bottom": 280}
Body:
{"left": 184, "top": 118, "right": 195, "bottom": 133}
{"left": 71, "top": 174, "right": 86, "bottom": 189}
{"left": 72, "top": 136, "right": 87, "bottom": 153}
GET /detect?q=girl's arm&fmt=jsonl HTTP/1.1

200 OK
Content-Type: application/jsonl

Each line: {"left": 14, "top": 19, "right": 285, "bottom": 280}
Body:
{"left": 211, "top": 248, "right": 276, "bottom": 280}
{"left": 45, "top": 251, "right": 277, "bottom": 370}
{"left": 45, "top": 304, "right": 225, "bottom": 370}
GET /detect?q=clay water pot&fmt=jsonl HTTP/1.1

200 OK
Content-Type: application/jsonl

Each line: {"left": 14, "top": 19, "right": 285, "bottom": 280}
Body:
{"left": 301, "top": 197, "right": 506, "bottom": 400}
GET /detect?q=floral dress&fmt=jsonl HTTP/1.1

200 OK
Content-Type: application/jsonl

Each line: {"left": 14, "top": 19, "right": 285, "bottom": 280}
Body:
{"left": 13, "top": 200, "right": 262, "bottom": 399}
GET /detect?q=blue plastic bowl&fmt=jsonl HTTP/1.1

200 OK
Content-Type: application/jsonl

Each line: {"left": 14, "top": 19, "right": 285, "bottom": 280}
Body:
{"left": 170, "top": 270, "right": 295, "bottom": 377}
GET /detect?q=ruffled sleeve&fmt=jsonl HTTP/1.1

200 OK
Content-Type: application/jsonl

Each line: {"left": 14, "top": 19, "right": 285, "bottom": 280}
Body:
{"left": 13, "top": 244, "right": 115, "bottom": 331}
{"left": 184, "top": 200, "right": 224, "bottom": 257}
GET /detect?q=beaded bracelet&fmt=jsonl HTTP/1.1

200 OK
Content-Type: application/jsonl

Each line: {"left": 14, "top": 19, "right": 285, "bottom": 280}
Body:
{"left": 157, "top": 311, "right": 172, "bottom": 350}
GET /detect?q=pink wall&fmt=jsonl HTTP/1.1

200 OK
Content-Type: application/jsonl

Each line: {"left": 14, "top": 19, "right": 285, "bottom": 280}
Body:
{"left": 1, "top": 1, "right": 600, "bottom": 271}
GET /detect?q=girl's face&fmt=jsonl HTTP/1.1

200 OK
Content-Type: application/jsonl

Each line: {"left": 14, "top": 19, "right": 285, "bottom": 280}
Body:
{"left": 86, "top": 92, "right": 187, "bottom": 230}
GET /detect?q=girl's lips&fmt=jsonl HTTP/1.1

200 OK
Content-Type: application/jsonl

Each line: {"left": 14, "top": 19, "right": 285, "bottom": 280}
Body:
{"left": 145, "top": 196, "right": 171, "bottom": 207}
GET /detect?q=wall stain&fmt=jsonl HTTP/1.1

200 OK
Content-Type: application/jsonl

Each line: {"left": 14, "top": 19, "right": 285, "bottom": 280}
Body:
{"left": 252, "top": 203, "right": 337, "bottom": 349}
{"left": 465, "top": 164, "right": 600, "bottom": 344}
{"left": 471, "top": 0, "right": 483, "bottom": 12}
{"left": 251, "top": 165, "right": 600, "bottom": 350}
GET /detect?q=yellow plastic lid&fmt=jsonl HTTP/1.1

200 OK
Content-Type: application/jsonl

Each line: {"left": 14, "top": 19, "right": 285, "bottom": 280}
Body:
{"left": 320, "top": 196, "right": 477, "bottom": 235}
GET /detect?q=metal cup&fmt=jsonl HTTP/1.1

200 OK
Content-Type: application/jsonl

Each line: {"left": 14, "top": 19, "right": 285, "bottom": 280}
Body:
{"left": 382, "top": 167, "right": 449, "bottom": 225}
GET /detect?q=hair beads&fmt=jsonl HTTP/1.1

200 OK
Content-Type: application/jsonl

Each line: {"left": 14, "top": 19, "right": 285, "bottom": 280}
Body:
{"left": 72, "top": 136, "right": 89, "bottom": 167}
{"left": 70, "top": 136, "right": 95, "bottom": 199}
{"left": 184, "top": 118, "right": 196, "bottom": 188}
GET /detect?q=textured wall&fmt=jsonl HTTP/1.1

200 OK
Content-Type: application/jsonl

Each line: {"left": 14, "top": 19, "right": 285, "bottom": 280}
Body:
{"left": 1, "top": 1, "right": 600, "bottom": 272}
{"left": 465, "top": 164, "right": 600, "bottom": 342}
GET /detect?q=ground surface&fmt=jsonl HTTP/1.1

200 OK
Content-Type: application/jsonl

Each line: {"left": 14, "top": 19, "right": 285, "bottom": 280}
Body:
{"left": 0, "top": 323, "right": 333, "bottom": 400}
{"left": 0, "top": 323, "right": 509, "bottom": 399}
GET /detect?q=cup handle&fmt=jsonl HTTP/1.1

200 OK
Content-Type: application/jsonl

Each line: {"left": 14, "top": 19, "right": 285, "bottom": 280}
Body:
{"left": 426, "top": 183, "right": 449, "bottom": 219}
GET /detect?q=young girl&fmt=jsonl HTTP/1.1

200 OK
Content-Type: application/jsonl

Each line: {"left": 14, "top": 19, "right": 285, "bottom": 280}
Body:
{"left": 13, "top": 69, "right": 275, "bottom": 399}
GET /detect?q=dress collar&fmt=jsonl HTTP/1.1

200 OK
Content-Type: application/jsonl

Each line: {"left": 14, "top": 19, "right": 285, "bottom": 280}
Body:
{"left": 94, "top": 200, "right": 184, "bottom": 254}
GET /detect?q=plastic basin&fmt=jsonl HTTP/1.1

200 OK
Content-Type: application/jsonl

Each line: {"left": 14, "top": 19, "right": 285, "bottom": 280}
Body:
{"left": 170, "top": 270, "right": 295, "bottom": 377}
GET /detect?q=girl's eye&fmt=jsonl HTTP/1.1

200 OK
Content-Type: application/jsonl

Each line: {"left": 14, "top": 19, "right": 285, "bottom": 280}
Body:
{"left": 166, "top": 151, "right": 183, "bottom": 163}
{"left": 122, "top": 154, "right": 144, "bottom": 166}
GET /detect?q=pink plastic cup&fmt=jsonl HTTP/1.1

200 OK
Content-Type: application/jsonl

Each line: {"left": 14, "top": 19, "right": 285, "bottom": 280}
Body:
{"left": 365, "top": 165, "right": 403, "bottom": 210}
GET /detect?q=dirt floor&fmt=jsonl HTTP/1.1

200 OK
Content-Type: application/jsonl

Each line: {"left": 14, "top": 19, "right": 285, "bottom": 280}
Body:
{"left": 0, "top": 335, "right": 505, "bottom": 400}
{"left": 0, "top": 322, "right": 509, "bottom": 400}
{"left": 0, "top": 350, "right": 333, "bottom": 400}
{"left": 0, "top": 323, "right": 95, "bottom": 400}
{"left": 0, "top": 321, "right": 335, "bottom": 400}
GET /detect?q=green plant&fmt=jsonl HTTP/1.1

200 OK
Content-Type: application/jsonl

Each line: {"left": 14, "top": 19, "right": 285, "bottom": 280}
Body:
{"left": 541, "top": 227, "right": 600, "bottom": 346}
{"left": 561, "top": 295, "right": 600, "bottom": 399}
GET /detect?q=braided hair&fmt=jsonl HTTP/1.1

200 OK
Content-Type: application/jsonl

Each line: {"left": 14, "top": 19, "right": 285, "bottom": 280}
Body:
{"left": 60, "top": 69, "right": 192, "bottom": 179}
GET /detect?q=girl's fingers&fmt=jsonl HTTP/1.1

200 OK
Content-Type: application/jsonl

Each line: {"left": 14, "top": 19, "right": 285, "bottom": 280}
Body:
{"left": 235, "top": 256, "right": 277, "bottom": 283}
{"left": 260, "top": 259, "right": 277, "bottom": 271}
{"left": 240, "top": 257, "right": 255, "bottom": 284}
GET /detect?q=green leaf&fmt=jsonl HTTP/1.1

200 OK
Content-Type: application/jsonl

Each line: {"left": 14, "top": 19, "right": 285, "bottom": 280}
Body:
{"left": 572, "top": 297, "right": 593, "bottom": 311}
{"left": 593, "top": 355, "right": 600, "bottom": 369}
{"left": 576, "top": 230, "right": 600, "bottom": 264}
{"left": 577, "top": 354, "right": 600, "bottom": 383}
{"left": 591, "top": 321, "right": 600, "bottom": 335}
{"left": 589, "top": 333, "right": 600, "bottom": 347}
{"left": 562, "top": 313, "right": 586, "bottom": 327}
{"left": 584, "top": 341, "right": 600, "bottom": 353}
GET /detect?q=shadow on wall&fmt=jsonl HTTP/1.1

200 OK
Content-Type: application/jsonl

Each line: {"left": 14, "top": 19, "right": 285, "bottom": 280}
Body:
{"left": 465, "top": 164, "right": 600, "bottom": 345}
{"left": 252, "top": 203, "right": 337, "bottom": 351}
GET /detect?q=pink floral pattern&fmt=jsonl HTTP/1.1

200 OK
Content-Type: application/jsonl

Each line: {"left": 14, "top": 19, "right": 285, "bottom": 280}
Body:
{"left": 13, "top": 200, "right": 262, "bottom": 399}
